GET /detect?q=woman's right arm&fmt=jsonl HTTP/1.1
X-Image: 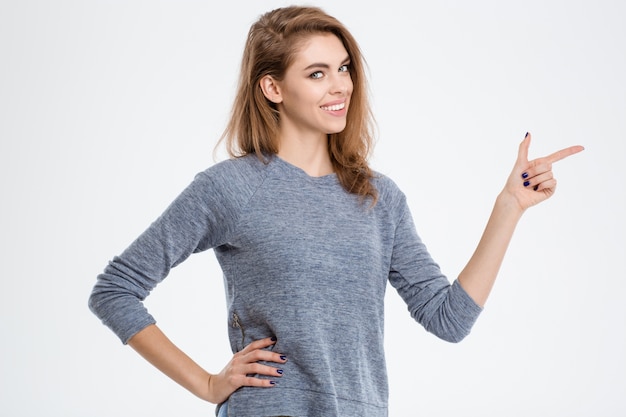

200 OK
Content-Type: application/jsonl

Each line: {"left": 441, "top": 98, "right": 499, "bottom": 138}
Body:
{"left": 89, "top": 165, "right": 283, "bottom": 403}
{"left": 128, "top": 324, "right": 286, "bottom": 404}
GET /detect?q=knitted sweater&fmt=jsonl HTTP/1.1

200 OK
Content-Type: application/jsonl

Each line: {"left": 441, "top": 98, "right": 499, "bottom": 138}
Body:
{"left": 89, "top": 154, "right": 482, "bottom": 417}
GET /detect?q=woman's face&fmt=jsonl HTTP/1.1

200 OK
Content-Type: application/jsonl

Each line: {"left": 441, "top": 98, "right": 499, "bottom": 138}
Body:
{"left": 275, "top": 33, "right": 353, "bottom": 141}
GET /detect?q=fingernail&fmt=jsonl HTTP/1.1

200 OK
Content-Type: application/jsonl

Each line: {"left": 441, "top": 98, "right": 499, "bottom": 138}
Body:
{"left": 521, "top": 172, "right": 529, "bottom": 179}
{"left": 533, "top": 185, "right": 539, "bottom": 191}
{"left": 280, "top": 355, "right": 287, "bottom": 361}
{"left": 270, "top": 336, "right": 277, "bottom": 342}
{"left": 277, "top": 369, "right": 284, "bottom": 375}
{"left": 269, "top": 381, "right": 277, "bottom": 385}
{"left": 525, "top": 132, "right": 529, "bottom": 138}
{"left": 523, "top": 180, "right": 530, "bottom": 187}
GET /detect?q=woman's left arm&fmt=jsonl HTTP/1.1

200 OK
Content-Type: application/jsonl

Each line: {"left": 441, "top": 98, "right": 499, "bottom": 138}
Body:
{"left": 457, "top": 132, "right": 584, "bottom": 306}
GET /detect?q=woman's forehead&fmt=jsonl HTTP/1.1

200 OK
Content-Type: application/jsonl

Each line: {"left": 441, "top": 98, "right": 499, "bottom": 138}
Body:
{"left": 291, "top": 33, "right": 349, "bottom": 67}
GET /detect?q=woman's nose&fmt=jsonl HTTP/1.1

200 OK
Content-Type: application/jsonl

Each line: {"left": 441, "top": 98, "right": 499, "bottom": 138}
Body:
{"left": 331, "top": 76, "right": 351, "bottom": 95}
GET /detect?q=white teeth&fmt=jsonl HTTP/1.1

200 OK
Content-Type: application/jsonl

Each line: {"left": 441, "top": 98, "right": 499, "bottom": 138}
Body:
{"left": 321, "top": 102, "right": 345, "bottom": 111}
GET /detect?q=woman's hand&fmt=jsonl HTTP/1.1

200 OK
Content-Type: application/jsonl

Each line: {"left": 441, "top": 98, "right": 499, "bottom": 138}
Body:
{"left": 127, "top": 325, "right": 286, "bottom": 406}
{"left": 206, "top": 337, "right": 287, "bottom": 404}
{"left": 502, "top": 132, "right": 584, "bottom": 212}
{"left": 458, "top": 133, "right": 583, "bottom": 305}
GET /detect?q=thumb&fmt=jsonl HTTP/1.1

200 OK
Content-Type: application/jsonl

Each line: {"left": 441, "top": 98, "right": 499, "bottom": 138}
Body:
{"left": 517, "top": 132, "right": 531, "bottom": 164}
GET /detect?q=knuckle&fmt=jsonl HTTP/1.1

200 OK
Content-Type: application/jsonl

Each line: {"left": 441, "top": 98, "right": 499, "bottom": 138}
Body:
{"left": 250, "top": 349, "right": 269, "bottom": 361}
{"left": 243, "top": 350, "right": 259, "bottom": 362}
{"left": 247, "top": 361, "right": 264, "bottom": 373}
{"left": 226, "top": 374, "right": 240, "bottom": 387}
{"left": 244, "top": 376, "right": 264, "bottom": 387}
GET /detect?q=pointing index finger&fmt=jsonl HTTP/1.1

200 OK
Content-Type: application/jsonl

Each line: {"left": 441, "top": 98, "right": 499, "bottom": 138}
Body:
{"left": 546, "top": 145, "right": 585, "bottom": 164}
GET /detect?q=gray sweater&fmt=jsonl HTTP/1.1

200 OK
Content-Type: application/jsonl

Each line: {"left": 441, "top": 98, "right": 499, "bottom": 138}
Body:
{"left": 89, "top": 154, "right": 482, "bottom": 417}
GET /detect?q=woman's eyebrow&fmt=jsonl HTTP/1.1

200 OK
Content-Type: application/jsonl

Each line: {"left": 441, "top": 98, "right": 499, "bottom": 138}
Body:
{"left": 302, "top": 56, "right": 351, "bottom": 71}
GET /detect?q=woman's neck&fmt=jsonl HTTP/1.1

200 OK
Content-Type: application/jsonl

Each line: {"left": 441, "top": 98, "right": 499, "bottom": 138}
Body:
{"left": 277, "top": 133, "right": 333, "bottom": 177}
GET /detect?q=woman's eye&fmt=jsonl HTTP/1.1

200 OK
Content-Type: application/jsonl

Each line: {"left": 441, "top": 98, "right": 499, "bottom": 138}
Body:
{"left": 339, "top": 64, "right": 350, "bottom": 73}
{"left": 310, "top": 71, "right": 324, "bottom": 79}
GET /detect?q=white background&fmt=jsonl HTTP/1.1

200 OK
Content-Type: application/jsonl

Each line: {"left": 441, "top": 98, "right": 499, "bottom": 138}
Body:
{"left": 1, "top": 0, "right": 625, "bottom": 416}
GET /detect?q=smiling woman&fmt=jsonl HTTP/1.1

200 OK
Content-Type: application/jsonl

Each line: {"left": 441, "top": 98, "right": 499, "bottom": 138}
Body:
{"left": 87, "top": 5, "right": 583, "bottom": 417}
{"left": 219, "top": 6, "right": 377, "bottom": 201}
{"left": 259, "top": 33, "right": 353, "bottom": 176}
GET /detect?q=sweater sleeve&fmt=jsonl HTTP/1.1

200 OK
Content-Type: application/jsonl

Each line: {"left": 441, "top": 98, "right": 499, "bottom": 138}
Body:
{"left": 388, "top": 199, "right": 483, "bottom": 343}
{"left": 88, "top": 168, "right": 240, "bottom": 344}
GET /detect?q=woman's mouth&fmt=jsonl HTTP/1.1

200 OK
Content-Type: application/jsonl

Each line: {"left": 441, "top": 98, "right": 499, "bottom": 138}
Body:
{"left": 320, "top": 102, "right": 346, "bottom": 111}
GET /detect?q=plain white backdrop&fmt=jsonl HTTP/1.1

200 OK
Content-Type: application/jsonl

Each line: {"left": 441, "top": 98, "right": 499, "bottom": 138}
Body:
{"left": 1, "top": 0, "right": 624, "bottom": 416}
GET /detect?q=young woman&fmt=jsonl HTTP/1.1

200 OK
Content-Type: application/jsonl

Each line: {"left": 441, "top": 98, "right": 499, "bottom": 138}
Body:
{"left": 89, "top": 6, "right": 583, "bottom": 417}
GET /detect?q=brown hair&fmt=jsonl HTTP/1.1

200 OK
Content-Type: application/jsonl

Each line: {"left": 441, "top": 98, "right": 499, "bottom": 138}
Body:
{"left": 219, "top": 6, "right": 377, "bottom": 203}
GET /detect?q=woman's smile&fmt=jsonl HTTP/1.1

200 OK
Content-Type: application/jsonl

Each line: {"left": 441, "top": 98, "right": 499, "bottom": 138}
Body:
{"left": 320, "top": 99, "right": 347, "bottom": 114}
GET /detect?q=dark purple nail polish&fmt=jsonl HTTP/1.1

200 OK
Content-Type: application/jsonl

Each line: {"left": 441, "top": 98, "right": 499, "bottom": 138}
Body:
{"left": 523, "top": 180, "right": 530, "bottom": 187}
{"left": 270, "top": 336, "right": 277, "bottom": 342}
{"left": 280, "top": 355, "right": 287, "bottom": 361}
{"left": 525, "top": 132, "right": 529, "bottom": 138}
{"left": 277, "top": 369, "right": 284, "bottom": 375}
{"left": 269, "top": 381, "right": 277, "bottom": 385}
{"left": 521, "top": 172, "right": 529, "bottom": 179}
{"left": 533, "top": 185, "right": 539, "bottom": 191}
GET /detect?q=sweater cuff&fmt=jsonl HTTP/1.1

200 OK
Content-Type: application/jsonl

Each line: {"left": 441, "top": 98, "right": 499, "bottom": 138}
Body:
{"left": 451, "top": 279, "right": 483, "bottom": 329}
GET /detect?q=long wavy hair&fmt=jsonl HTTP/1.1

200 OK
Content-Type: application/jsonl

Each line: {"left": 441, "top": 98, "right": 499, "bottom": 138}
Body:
{"left": 218, "top": 6, "right": 377, "bottom": 203}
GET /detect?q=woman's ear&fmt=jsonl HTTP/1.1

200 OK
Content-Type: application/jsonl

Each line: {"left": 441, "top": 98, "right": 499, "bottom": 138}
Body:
{"left": 259, "top": 75, "right": 282, "bottom": 104}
